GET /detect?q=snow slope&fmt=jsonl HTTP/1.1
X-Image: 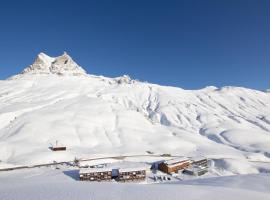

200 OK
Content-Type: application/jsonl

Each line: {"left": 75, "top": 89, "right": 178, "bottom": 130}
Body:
{"left": 0, "top": 168, "right": 270, "bottom": 200}
{"left": 0, "top": 53, "right": 270, "bottom": 175}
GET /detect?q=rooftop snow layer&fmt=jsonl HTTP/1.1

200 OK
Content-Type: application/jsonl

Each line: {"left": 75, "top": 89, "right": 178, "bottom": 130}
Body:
{"left": 191, "top": 156, "right": 207, "bottom": 162}
{"left": 165, "top": 157, "right": 190, "bottom": 165}
{"left": 118, "top": 166, "right": 147, "bottom": 172}
{"left": 79, "top": 168, "right": 112, "bottom": 173}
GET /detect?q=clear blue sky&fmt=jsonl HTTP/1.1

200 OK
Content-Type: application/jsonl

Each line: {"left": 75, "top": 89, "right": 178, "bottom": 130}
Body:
{"left": 0, "top": 0, "right": 269, "bottom": 89}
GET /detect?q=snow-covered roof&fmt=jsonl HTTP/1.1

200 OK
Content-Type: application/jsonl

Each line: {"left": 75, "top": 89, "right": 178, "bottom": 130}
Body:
{"left": 52, "top": 145, "right": 66, "bottom": 148}
{"left": 185, "top": 165, "right": 207, "bottom": 172}
{"left": 118, "top": 167, "right": 146, "bottom": 173}
{"left": 79, "top": 167, "right": 112, "bottom": 174}
{"left": 191, "top": 156, "right": 207, "bottom": 162}
{"left": 165, "top": 157, "right": 190, "bottom": 166}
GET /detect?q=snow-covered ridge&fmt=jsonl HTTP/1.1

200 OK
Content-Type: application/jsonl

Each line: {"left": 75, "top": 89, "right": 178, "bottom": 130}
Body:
{"left": 11, "top": 52, "right": 87, "bottom": 79}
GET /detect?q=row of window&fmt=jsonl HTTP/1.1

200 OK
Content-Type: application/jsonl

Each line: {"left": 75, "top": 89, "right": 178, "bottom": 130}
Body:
{"left": 81, "top": 172, "right": 112, "bottom": 176}
{"left": 81, "top": 170, "right": 146, "bottom": 177}
{"left": 120, "top": 171, "right": 146, "bottom": 175}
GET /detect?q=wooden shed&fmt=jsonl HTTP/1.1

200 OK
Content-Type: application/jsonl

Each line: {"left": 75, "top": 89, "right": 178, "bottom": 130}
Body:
{"left": 51, "top": 146, "right": 66, "bottom": 151}
{"left": 50, "top": 141, "right": 66, "bottom": 151}
{"left": 158, "top": 157, "right": 191, "bottom": 174}
{"left": 79, "top": 168, "right": 112, "bottom": 182}
{"left": 117, "top": 167, "right": 146, "bottom": 182}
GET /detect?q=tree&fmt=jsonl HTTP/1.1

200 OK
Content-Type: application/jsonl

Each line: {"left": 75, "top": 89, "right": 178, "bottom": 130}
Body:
{"left": 74, "top": 157, "right": 80, "bottom": 167}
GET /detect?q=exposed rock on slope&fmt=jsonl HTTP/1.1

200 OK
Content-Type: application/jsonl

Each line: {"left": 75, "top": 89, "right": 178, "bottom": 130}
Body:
{"left": 12, "top": 52, "right": 86, "bottom": 78}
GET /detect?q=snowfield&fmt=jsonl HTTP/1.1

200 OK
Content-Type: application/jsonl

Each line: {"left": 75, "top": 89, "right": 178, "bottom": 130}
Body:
{"left": 0, "top": 167, "right": 270, "bottom": 200}
{"left": 0, "top": 52, "right": 270, "bottom": 176}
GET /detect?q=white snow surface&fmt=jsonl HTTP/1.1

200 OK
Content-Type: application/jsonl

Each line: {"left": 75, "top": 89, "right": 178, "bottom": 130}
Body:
{"left": 0, "top": 53, "right": 270, "bottom": 176}
{"left": 0, "top": 168, "right": 270, "bottom": 200}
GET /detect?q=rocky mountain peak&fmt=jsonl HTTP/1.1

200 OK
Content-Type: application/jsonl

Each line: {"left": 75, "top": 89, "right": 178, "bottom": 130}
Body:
{"left": 18, "top": 52, "right": 87, "bottom": 77}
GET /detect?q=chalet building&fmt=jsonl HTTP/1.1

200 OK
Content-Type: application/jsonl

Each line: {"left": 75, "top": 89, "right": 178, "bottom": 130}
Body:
{"left": 117, "top": 167, "right": 146, "bottom": 182}
{"left": 191, "top": 157, "right": 208, "bottom": 167}
{"left": 51, "top": 146, "right": 66, "bottom": 151}
{"left": 184, "top": 166, "right": 208, "bottom": 176}
{"left": 158, "top": 157, "right": 191, "bottom": 174}
{"left": 51, "top": 141, "right": 66, "bottom": 151}
{"left": 79, "top": 168, "right": 112, "bottom": 181}
{"left": 151, "top": 160, "right": 165, "bottom": 170}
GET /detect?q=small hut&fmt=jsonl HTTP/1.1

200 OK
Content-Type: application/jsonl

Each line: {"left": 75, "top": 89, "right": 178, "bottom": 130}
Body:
{"left": 51, "top": 140, "right": 66, "bottom": 151}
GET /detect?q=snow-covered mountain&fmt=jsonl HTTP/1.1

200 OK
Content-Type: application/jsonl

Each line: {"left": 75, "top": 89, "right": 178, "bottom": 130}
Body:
{"left": 11, "top": 52, "right": 86, "bottom": 78}
{"left": 0, "top": 53, "right": 270, "bottom": 174}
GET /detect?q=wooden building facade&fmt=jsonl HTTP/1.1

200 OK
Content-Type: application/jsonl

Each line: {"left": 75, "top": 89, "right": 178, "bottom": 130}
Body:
{"left": 191, "top": 157, "right": 208, "bottom": 167}
{"left": 79, "top": 168, "right": 112, "bottom": 181}
{"left": 158, "top": 157, "right": 191, "bottom": 174}
{"left": 51, "top": 146, "right": 66, "bottom": 151}
{"left": 117, "top": 167, "right": 146, "bottom": 182}
{"left": 51, "top": 141, "right": 66, "bottom": 151}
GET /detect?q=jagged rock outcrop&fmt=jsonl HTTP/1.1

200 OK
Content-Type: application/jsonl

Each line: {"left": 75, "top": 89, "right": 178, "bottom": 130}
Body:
{"left": 14, "top": 52, "right": 87, "bottom": 78}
